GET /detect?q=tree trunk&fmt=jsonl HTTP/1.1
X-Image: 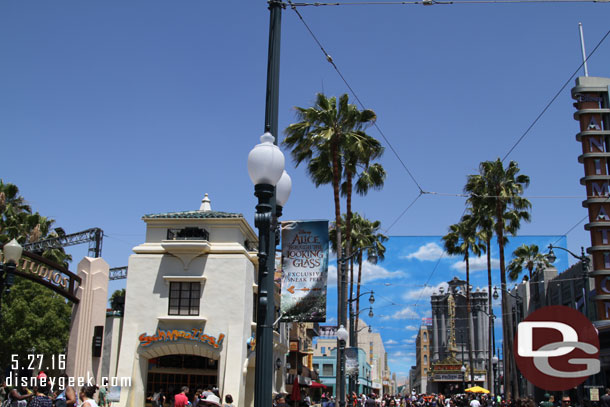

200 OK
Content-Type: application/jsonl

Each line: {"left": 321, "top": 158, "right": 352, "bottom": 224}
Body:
{"left": 466, "top": 251, "right": 475, "bottom": 387}
{"left": 497, "top": 203, "right": 517, "bottom": 400}
{"left": 356, "top": 252, "right": 363, "bottom": 332}
{"left": 346, "top": 170, "right": 354, "bottom": 309}
{"left": 487, "top": 238, "right": 493, "bottom": 393}
{"left": 331, "top": 140, "right": 345, "bottom": 401}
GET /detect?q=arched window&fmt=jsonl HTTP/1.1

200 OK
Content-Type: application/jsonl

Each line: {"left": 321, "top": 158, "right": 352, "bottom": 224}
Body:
{"left": 424, "top": 355, "right": 428, "bottom": 364}
{"left": 423, "top": 331, "right": 428, "bottom": 341}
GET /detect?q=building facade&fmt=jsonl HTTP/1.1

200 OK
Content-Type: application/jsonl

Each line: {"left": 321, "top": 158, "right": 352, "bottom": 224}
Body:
{"left": 113, "top": 196, "right": 288, "bottom": 407}
{"left": 412, "top": 326, "right": 429, "bottom": 394}
{"left": 315, "top": 322, "right": 389, "bottom": 396}
{"left": 428, "top": 277, "right": 490, "bottom": 394}
{"left": 312, "top": 347, "right": 373, "bottom": 396}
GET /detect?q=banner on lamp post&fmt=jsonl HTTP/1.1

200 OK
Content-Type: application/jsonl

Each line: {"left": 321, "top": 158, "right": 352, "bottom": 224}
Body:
{"left": 345, "top": 347, "right": 359, "bottom": 377}
{"left": 280, "top": 220, "right": 329, "bottom": 322}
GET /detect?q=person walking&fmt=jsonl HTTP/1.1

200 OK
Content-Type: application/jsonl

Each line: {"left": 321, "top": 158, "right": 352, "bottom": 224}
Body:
{"left": 29, "top": 380, "right": 53, "bottom": 407}
{"left": 222, "top": 394, "right": 234, "bottom": 407}
{"left": 7, "top": 383, "right": 33, "bottom": 407}
{"left": 601, "top": 388, "right": 610, "bottom": 407}
{"left": 174, "top": 387, "right": 189, "bottom": 407}
{"left": 79, "top": 386, "right": 99, "bottom": 407}
{"left": 152, "top": 389, "right": 166, "bottom": 407}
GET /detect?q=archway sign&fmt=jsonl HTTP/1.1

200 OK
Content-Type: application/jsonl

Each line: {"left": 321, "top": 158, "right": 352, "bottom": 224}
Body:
{"left": 0, "top": 244, "right": 81, "bottom": 303}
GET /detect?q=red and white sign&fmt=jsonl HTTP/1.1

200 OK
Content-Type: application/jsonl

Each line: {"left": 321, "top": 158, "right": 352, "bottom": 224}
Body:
{"left": 514, "top": 305, "right": 600, "bottom": 391}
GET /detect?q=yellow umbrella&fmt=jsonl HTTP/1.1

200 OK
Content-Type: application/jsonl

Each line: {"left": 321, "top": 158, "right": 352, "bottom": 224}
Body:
{"left": 465, "top": 386, "right": 490, "bottom": 394}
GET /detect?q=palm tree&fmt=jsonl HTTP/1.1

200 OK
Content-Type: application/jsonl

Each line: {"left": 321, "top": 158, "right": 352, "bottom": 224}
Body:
{"left": 342, "top": 134, "right": 385, "bottom": 307}
{"left": 465, "top": 158, "right": 531, "bottom": 399}
{"left": 470, "top": 206, "right": 496, "bottom": 392}
{"left": 308, "top": 133, "right": 385, "bottom": 301}
{"left": 442, "top": 214, "right": 485, "bottom": 387}
{"left": 329, "top": 212, "right": 387, "bottom": 329}
{"left": 351, "top": 215, "right": 387, "bottom": 330}
{"left": 507, "top": 244, "right": 551, "bottom": 281}
{"left": 284, "top": 93, "right": 376, "bottom": 327}
{"left": 110, "top": 289, "right": 126, "bottom": 315}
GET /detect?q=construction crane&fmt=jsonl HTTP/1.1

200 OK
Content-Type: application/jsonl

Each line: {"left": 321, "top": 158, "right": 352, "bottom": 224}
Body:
{"left": 23, "top": 227, "right": 103, "bottom": 258}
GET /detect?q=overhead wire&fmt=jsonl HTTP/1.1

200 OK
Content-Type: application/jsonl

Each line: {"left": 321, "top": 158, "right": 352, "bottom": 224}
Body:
{"left": 501, "top": 27, "right": 610, "bottom": 162}
{"left": 287, "top": 0, "right": 425, "bottom": 197}
{"left": 289, "top": 0, "right": 606, "bottom": 5}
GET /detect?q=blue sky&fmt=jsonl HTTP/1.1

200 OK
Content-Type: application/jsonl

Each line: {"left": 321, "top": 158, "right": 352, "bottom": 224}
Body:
{"left": 0, "top": 0, "right": 607, "bottom": 378}
{"left": 324, "top": 235, "right": 568, "bottom": 380}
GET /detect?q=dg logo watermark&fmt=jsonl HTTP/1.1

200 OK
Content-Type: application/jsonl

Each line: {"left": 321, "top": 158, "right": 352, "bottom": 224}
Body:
{"left": 514, "top": 305, "right": 600, "bottom": 391}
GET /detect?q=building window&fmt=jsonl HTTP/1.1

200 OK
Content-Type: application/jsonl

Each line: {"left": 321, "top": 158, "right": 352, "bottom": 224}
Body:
{"left": 321, "top": 346, "right": 326, "bottom": 355}
{"left": 423, "top": 332, "right": 427, "bottom": 341}
{"left": 167, "top": 227, "right": 209, "bottom": 241}
{"left": 169, "top": 282, "right": 201, "bottom": 316}
{"left": 322, "top": 364, "right": 334, "bottom": 376}
{"left": 424, "top": 345, "right": 427, "bottom": 351}
{"left": 424, "top": 355, "right": 428, "bottom": 364}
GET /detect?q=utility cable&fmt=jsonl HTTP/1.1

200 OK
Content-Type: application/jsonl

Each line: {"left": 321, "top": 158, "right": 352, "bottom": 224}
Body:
{"left": 501, "top": 27, "right": 610, "bottom": 162}
{"left": 384, "top": 192, "right": 424, "bottom": 233}
{"left": 288, "top": 1, "right": 425, "bottom": 194}
{"left": 290, "top": 0, "right": 607, "bottom": 5}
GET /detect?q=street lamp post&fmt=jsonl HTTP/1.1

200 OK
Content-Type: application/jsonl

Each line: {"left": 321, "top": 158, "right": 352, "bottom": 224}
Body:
{"left": 248, "top": 132, "right": 291, "bottom": 407}
{"left": 0, "top": 239, "right": 24, "bottom": 323}
{"left": 546, "top": 245, "right": 591, "bottom": 319}
{"left": 492, "top": 285, "right": 523, "bottom": 398}
{"left": 248, "top": 1, "right": 287, "bottom": 406}
{"left": 461, "top": 364, "right": 467, "bottom": 393}
{"left": 491, "top": 356, "right": 498, "bottom": 396}
{"left": 338, "top": 246, "right": 377, "bottom": 405}
{"left": 337, "top": 325, "right": 349, "bottom": 404}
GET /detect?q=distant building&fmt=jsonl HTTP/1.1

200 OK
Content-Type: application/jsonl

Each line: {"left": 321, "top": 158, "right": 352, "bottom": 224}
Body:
{"left": 508, "top": 259, "right": 607, "bottom": 402}
{"left": 315, "top": 321, "right": 389, "bottom": 396}
{"left": 412, "top": 325, "right": 429, "bottom": 393}
{"left": 312, "top": 347, "right": 373, "bottom": 396}
{"left": 428, "top": 277, "right": 490, "bottom": 394}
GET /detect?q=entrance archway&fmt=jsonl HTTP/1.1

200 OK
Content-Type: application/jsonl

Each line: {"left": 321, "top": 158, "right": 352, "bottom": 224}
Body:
{"left": 146, "top": 355, "right": 219, "bottom": 397}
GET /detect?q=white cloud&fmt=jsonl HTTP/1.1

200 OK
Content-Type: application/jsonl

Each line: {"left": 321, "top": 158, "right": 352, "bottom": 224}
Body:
{"left": 405, "top": 325, "right": 418, "bottom": 331}
{"left": 402, "top": 282, "right": 449, "bottom": 301}
{"left": 404, "top": 243, "right": 447, "bottom": 261}
{"left": 411, "top": 333, "right": 418, "bottom": 339}
{"left": 327, "top": 262, "right": 406, "bottom": 286}
{"left": 388, "top": 350, "right": 416, "bottom": 360}
{"left": 380, "top": 306, "right": 419, "bottom": 321}
{"left": 385, "top": 339, "right": 398, "bottom": 345}
{"left": 451, "top": 255, "right": 500, "bottom": 273}
{"left": 326, "top": 317, "right": 337, "bottom": 324}
{"left": 402, "top": 338, "right": 415, "bottom": 344}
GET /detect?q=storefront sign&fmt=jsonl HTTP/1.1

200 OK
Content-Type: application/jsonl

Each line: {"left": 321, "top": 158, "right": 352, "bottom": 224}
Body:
{"left": 0, "top": 247, "right": 80, "bottom": 303}
{"left": 280, "top": 220, "right": 329, "bottom": 322}
{"left": 139, "top": 328, "right": 225, "bottom": 349}
{"left": 432, "top": 373, "right": 485, "bottom": 382}
{"left": 432, "top": 373, "right": 463, "bottom": 381}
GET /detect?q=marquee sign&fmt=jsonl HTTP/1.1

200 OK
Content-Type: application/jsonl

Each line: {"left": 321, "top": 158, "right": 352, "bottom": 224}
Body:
{"left": 571, "top": 78, "right": 610, "bottom": 321}
{"left": 0, "top": 245, "right": 81, "bottom": 303}
{"left": 139, "top": 328, "right": 225, "bottom": 349}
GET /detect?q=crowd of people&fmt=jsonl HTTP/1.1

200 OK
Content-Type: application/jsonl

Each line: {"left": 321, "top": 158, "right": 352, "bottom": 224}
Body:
{"left": 0, "top": 374, "right": 108, "bottom": 407}
{"left": 273, "top": 389, "right": 610, "bottom": 407}
{"left": 148, "top": 386, "right": 234, "bottom": 407}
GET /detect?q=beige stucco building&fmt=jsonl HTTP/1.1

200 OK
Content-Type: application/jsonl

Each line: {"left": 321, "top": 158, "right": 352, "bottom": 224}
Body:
{"left": 113, "top": 195, "right": 288, "bottom": 407}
